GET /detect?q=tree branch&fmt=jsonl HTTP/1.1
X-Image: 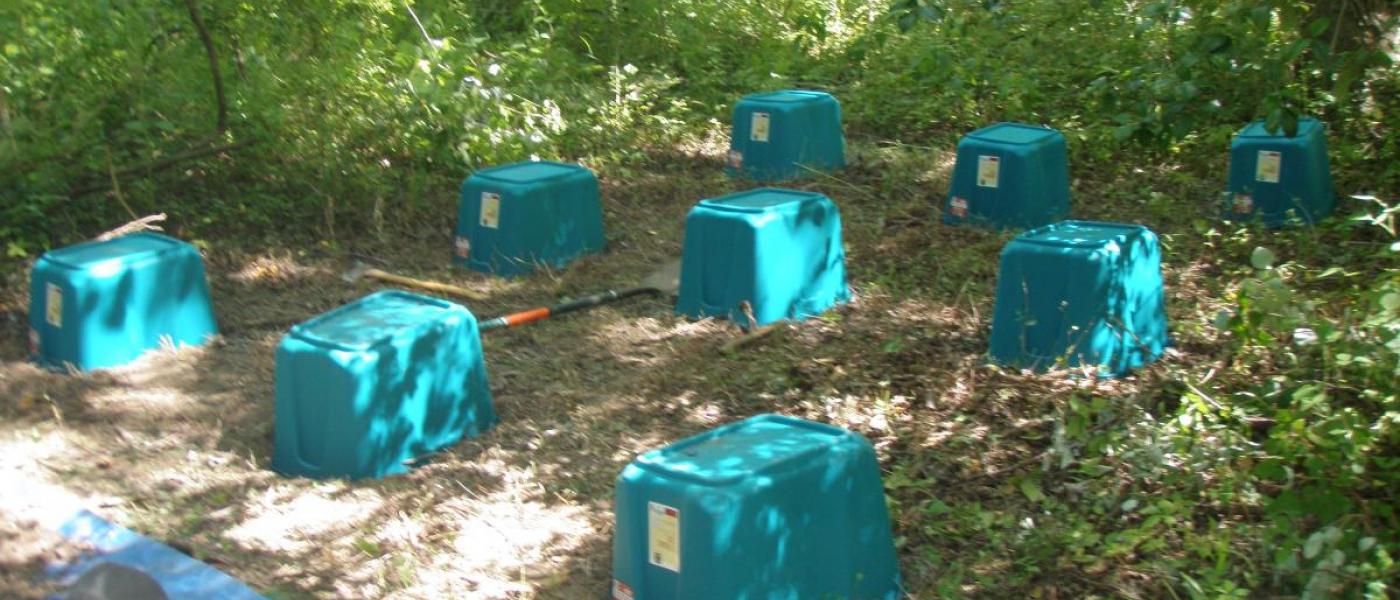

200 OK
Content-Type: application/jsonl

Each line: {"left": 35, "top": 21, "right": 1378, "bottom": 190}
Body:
{"left": 67, "top": 139, "right": 257, "bottom": 197}
{"left": 183, "top": 0, "right": 227, "bottom": 134}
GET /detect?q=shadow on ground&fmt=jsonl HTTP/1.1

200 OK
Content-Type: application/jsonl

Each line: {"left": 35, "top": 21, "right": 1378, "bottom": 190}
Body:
{"left": 0, "top": 139, "right": 1250, "bottom": 598}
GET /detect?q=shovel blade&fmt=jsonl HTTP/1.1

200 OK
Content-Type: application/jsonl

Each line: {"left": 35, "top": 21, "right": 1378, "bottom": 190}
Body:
{"left": 639, "top": 260, "right": 682, "bottom": 296}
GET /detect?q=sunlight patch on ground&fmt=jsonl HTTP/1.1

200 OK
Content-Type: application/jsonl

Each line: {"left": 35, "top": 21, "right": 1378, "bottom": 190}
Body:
{"left": 226, "top": 483, "right": 384, "bottom": 554}
{"left": 401, "top": 463, "right": 599, "bottom": 599}
{"left": 0, "top": 434, "right": 90, "bottom": 527}
{"left": 586, "top": 315, "right": 708, "bottom": 368}
{"left": 231, "top": 254, "right": 323, "bottom": 285}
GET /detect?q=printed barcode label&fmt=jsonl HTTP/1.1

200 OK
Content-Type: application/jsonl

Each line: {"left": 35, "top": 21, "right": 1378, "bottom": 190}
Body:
{"left": 480, "top": 192, "right": 501, "bottom": 229}
{"left": 45, "top": 284, "right": 62, "bottom": 328}
{"left": 1256, "top": 150, "right": 1281, "bottom": 183}
{"left": 648, "top": 502, "right": 680, "bottom": 572}
{"left": 977, "top": 155, "right": 1000, "bottom": 188}
{"left": 751, "top": 112, "right": 771, "bottom": 143}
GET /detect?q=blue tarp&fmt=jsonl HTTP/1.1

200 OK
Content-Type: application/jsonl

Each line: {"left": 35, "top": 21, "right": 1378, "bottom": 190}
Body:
{"left": 45, "top": 509, "right": 264, "bottom": 600}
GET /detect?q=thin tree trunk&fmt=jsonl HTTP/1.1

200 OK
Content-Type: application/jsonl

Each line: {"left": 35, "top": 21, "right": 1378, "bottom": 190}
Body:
{"left": 183, "top": 0, "right": 228, "bottom": 134}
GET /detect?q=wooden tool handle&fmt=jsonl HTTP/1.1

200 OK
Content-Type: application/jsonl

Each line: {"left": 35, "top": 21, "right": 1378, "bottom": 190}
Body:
{"left": 720, "top": 322, "right": 786, "bottom": 354}
{"left": 365, "top": 269, "right": 487, "bottom": 301}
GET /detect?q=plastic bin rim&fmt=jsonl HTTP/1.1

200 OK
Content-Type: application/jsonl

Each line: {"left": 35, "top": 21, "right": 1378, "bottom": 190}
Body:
{"left": 1009, "top": 220, "right": 1150, "bottom": 250}
{"left": 469, "top": 160, "right": 589, "bottom": 185}
{"left": 965, "top": 122, "right": 1061, "bottom": 144}
{"left": 287, "top": 290, "right": 468, "bottom": 352}
{"left": 1236, "top": 117, "right": 1324, "bottom": 139}
{"left": 739, "top": 89, "right": 835, "bottom": 104}
{"left": 632, "top": 413, "right": 854, "bottom": 485}
{"left": 38, "top": 232, "right": 188, "bottom": 271}
{"left": 696, "top": 188, "right": 827, "bottom": 213}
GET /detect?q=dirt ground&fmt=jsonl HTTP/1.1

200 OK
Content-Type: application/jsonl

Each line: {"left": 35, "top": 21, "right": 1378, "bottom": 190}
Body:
{"left": 0, "top": 138, "right": 1240, "bottom": 598}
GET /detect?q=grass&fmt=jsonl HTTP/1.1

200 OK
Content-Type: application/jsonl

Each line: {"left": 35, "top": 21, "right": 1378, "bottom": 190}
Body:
{"left": 0, "top": 129, "right": 1386, "bottom": 598}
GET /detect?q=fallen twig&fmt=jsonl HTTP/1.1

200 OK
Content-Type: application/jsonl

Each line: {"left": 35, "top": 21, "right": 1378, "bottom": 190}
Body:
{"left": 95, "top": 214, "right": 167, "bottom": 241}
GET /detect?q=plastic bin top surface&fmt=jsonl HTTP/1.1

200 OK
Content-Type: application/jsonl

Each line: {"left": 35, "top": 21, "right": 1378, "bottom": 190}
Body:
{"left": 40, "top": 233, "right": 184, "bottom": 271}
{"left": 1236, "top": 117, "right": 1323, "bottom": 140}
{"left": 636, "top": 415, "right": 844, "bottom": 485}
{"left": 740, "top": 90, "right": 832, "bottom": 104}
{"left": 473, "top": 161, "right": 583, "bottom": 185}
{"left": 698, "top": 188, "right": 821, "bottom": 213}
{"left": 967, "top": 122, "right": 1059, "bottom": 145}
{"left": 1013, "top": 220, "right": 1145, "bottom": 250}
{"left": 290, "top": 291, "right": 460, "bottom": 351}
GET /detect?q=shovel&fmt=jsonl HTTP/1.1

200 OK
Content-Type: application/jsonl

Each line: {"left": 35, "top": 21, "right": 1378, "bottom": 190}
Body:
{"left": 342, "top": 261, "right": 489, "bottom": 302}
{"left": 478, "top": 260, "right": 680, "bottom": 331}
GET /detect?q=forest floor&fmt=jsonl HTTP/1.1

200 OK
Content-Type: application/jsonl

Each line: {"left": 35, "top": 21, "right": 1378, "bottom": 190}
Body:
{"left": 0, "top": 133, "right": 1293, "bottom": 599}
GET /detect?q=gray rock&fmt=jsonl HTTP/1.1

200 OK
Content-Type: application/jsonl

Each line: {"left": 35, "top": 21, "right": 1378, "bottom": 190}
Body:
{"left": 67, "top": 563, "right": 168, "bottom": 600}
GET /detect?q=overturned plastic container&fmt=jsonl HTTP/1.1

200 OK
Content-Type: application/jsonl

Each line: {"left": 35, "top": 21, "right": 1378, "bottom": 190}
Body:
{"left": 726, "top": 90, "right": 845, "bottom": 182}
{"left": 943, "top": 122, "right": 1070, "bottom": 229}
{"left": 1225, "top": 117, "right": 1334, "bottom": 226}
{"left": 612, "top": 414, "right": 901, "bottom": 600}
{"left": 989, "top": 220, "right": 1168, "bottom": 376}
{"left": 272, "top": 290, "right": 496, "bottom": 480}
{"left": 675, "top": 188, "right": 849, "bottom": 329}
{"left": 28, "top": 232, "right": 218, "bottom": 371}
{"left": 454, "top": 161, "right": 605, "bottom": 277}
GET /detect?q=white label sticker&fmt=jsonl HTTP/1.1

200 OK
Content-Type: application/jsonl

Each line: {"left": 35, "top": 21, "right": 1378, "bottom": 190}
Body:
{"left": 977, "top": 155, "right": 1000, "bottom": 188}
{"left": 1256, "top": 150, "right": 1282, "bottom": 183}
{"left": 454, "top": 236, "right": 471, "bottom": 259}
{"left": 612, "top": 579, "right": 635, "bottom": 600}
{"left": 950, "top": 197, "right": 970, "bottom": 217}
{"left": 1233, "top": 194, "right": 1254, "bottom": 214}
{"left": 727, "top": 149, "right": 744, "bottom": 169}
{"left": 750, "top": 112, "right": 771, "bottom": 143}
{"left": 480, "top": 192, "right": 501, "bottom": 229}
{"left": 45, "top": 284, "right": 62, "bottom": 328}
{"left": 648, "top": 502, "right": 680, "bottom": 572}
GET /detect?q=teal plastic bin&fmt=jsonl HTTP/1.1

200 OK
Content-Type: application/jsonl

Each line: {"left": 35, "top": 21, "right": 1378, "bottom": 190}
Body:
{"left": 611, "top": 414, "right": 900, "bottom": 600}
{"left": 1225, "top": 117, "right": 1334, "bottom": 226}
{"left": 989, "top": 221, "right": 1167, "bottom": 376}
{"left": 943, "top": 122, "right": 1070, "bottom": 229}
{"left": 28, "top": 233, "right": 218, "bottom": 371}
{"left": 453, "top": 161, "right": 605, "bottom": 277}
{"left": 675, "top": 188, "right": 849, "bottom": 329}
{"left": 272, "top": 290, "right": 496, "bottom": 480}
{"left": 726, "top": 90, "right": 845, "bottom": 182}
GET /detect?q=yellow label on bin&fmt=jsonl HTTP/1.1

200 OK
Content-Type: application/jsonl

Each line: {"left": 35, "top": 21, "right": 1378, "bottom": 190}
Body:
{"left": 1256, "top": 150, "right": 1281, "bottom": 183}
{"left": 977, "top": 155, "right": 1000, "bottom": 188}
{"left": 45, "top": 284, "right": 62, "bottom": 328}
{"left": 480, "top": 192, "right": 501, "bottom": 229}
{"left": 751, "top": 112, "right": 771, "bottom": 143}
{"left": 648, "top": 501, "right": 680, "bottom": 572}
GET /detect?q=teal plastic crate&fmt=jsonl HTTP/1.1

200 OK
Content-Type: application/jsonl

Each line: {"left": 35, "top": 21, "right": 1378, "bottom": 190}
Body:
{"left": 675, "top": 188, "right": 849, "bottom": 329}
{"left": 612, "top": 414, "right": 900, "bottom": 600}
{"left": 726, "top": 90, "right": 845, "bottom": 182}
{"left": 28, "top": 233, "right": 218, "bottom": 371}
{"left": 989, "top": 221, "right": 1167, "bottom": 376}
{"left": 943, "top": 122, "right": 1070, "bottom": 229}
{"left": 1225, "top": 117, "right": 1334, "bottom": 226}
{"left": 272, "top": 290, "right": 496, "bottom": 479}
{"left": 454, "top": 161, "right": 605, "bottom": 277}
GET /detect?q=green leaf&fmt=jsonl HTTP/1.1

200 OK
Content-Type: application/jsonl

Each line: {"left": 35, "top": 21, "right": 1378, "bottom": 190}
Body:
{"left": 1380, "top": 293, "right": 1400, "bottom": 312}
{"left": 1303, "top": 530, "right": 1324, "bottom": 559}
{"left": 1019, "top": 479, "right": 1046, "bottom": 503}
{"left": 1251, "top": 246, "right": 1277, "bottom": 270}
{"left": 1307, "top": 18, "right": 1331, "bottom": 38}
{"left": 1199, "top": 33, "right": 1231, "bottom": 54}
